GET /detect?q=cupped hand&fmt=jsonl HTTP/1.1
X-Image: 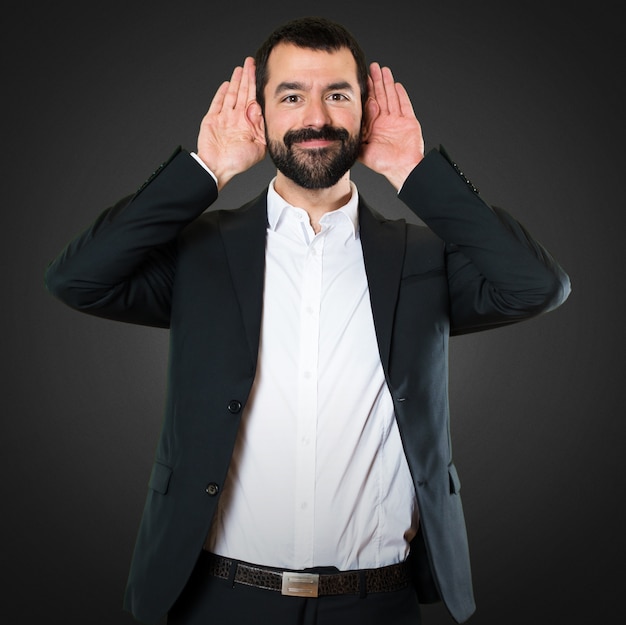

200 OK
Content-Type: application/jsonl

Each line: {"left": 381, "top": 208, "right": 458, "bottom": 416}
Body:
{"left": 196, "top": 57, "right": 266, "bottom": 189}
{"left": 359, "top": 63, "right": 425, "bottom": 190}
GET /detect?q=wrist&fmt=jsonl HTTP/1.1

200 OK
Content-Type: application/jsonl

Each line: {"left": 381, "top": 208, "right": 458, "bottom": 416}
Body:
{"left": 385, "top": 157, "right": 423, "bottom": 191}
{"left": 190, "top": 152, "right": 219, "bottom": 187}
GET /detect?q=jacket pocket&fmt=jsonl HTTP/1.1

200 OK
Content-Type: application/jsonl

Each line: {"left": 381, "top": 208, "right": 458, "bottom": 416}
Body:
{"left": 148, "top": 461, "right": 173, "bottom": 495}
{"left": 448, "top": 463, "right": 461, "bottom": 495}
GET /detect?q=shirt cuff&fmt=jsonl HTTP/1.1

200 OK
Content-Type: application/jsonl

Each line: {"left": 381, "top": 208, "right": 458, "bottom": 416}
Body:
{"left": 190, "top": 152, "right": 218, "bottom": 186}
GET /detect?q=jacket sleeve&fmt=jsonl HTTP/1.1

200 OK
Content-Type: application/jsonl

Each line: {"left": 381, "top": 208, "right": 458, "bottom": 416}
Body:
{"left": 44, "top": 148, "right": 219, "bottom": 328}
{"left": 398, "top": 147, "right": 571, "bottom": 335}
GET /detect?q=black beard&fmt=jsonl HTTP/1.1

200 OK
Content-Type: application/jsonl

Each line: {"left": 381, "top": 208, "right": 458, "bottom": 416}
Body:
{"left": 266, "top": 125, "right": 362, "bottom": 189}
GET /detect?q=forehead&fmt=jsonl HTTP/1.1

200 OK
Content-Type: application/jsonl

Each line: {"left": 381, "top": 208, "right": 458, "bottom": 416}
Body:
{"left": 265, "top": 43, "right": 359, "bottom": 90}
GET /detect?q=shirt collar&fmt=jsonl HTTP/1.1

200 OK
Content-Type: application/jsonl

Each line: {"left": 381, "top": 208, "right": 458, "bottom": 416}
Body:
{"left": 266, "top": 178, "right": 360, "bottom": 239}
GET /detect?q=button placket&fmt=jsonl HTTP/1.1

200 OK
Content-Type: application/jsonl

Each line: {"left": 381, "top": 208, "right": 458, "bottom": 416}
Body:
{"left": 293, "top": 236, "right": 324, "bottom": 566}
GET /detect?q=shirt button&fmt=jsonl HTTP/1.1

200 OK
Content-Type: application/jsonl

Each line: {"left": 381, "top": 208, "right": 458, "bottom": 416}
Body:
{"left": 206, "top": 482, "right": 220, "bottom": 496}
{"left": 227, "top": 400, "right": 242, "bottom": 414}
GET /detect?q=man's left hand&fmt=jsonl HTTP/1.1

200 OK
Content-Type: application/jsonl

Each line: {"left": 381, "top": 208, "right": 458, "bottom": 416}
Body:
{"left": 359, "top": 63, "right": 425, "bottom": 190}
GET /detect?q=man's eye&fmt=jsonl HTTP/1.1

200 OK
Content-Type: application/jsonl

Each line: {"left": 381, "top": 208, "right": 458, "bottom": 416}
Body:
{"left": 328, "top": 93, "right": 348, "bottom": 101}
{"left": 283, "top": 95, "right": 300, "bottom": 103}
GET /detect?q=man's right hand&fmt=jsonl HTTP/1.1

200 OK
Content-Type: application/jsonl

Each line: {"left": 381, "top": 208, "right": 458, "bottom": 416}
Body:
{"left": 196, "top": 57, "right": 266, "bottom": 190}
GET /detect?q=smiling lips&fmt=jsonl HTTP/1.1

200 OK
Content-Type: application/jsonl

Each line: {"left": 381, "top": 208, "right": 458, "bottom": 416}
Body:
{"left": 284, "top": 125, "right": 349, "bottom": 149}
{"left": 295, "top": 139, "right": 338, "bottom": 149}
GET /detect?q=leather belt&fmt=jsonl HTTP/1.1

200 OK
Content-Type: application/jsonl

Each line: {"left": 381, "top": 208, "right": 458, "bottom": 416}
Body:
{"left": 204, "top": 552, "right": 411, "bottom": 597}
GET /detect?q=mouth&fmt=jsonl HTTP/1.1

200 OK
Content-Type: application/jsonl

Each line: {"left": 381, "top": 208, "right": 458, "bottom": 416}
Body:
{"left": 293, "top": 139, "right": 340, "bottom": 152}
{"left": 285, "top": 126, "right": 349, "bottom": 150}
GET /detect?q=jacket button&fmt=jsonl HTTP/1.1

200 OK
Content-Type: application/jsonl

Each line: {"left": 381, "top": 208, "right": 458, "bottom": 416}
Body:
{"left": 206, "top": 482, "right": 219, "bottom": 496}
{"left": 227, "top": 400, "right": 242, "bottom": 414}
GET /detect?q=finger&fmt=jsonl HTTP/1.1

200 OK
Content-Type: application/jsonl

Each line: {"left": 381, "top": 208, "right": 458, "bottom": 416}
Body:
{"left": 235, "top": 62, "right": 249, "bottom": 110}
{"left": 381, "top": 66, "right": 401, "bottom": 116}
{"left": 223, "top": 65, "right": 244, "bottom": 109}
{"left": 396, "top": 82, "right": 416, "bottom": 118}
{"left": 207, "top": 80, "right": 230, "bottom": 115}
{"left": 369, "top": 62, "right": 388, "bottom": 114}
{"left": 243, "top": 56, "right": 257, "bottom": 104}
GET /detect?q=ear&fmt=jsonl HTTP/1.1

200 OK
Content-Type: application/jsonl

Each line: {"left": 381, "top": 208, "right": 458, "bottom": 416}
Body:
{"left": 361, "top": 96, "right": 380, "bottom": 142}
{"left": 246, "top": 101, "right": 266, "bottom": 145}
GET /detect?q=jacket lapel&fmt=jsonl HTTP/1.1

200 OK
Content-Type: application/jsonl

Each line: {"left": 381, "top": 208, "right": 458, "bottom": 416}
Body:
{"left": 218, "top": 192, "right": 268, "bottom": 365}
{"left": 359, "top": 200, "right": 406, "bottom": 372}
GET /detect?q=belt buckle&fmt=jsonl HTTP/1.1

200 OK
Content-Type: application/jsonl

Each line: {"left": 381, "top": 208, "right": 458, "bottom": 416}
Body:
{"left": 281, "top": 572, "right": 320, "bottom": 597}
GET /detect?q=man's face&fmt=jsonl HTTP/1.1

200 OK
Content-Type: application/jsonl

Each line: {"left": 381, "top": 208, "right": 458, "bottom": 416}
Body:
{"left": 261, "top": 43, "right": 364, "bottom": 189}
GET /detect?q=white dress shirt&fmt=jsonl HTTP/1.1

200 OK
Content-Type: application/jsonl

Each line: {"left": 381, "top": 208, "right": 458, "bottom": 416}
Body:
{"left": 205, "top": 177, "right": 418, "bottom": 571}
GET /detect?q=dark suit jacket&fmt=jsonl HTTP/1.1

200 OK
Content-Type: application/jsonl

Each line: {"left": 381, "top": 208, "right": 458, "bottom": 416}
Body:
{"left": 45, "top": 146, "right": 570, "bottom": 624}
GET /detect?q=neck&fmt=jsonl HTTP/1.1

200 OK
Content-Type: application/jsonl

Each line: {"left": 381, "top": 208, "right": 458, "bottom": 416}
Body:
{"left": 274, "top": 171, "right": 353, "bottom": 234}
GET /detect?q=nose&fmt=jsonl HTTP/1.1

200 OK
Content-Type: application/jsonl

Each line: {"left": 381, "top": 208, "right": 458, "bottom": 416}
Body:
{"left": 302, "top": 98, "right": 332, "bottom": 128}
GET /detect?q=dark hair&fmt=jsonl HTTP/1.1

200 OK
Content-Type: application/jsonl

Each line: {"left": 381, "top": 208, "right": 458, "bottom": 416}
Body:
{"left": 254, "top": 16, "right": 368, "bottom": 111}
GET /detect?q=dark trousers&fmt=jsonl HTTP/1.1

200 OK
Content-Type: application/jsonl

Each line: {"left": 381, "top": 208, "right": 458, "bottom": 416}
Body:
{"left": 168, "top": 552, "right": 422, "bottom": 625}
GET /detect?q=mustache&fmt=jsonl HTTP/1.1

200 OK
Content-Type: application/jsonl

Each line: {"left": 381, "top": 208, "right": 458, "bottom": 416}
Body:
{"left": 283, "top": 126, "right": 350, "bottom": 148}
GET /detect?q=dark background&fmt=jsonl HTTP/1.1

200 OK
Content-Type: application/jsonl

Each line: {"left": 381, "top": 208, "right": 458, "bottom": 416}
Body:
{"left": 2, "top": 1, "right": 624, "bottom": 623}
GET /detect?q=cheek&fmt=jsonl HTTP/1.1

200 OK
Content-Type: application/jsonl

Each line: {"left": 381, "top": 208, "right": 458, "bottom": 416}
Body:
{"left": 263, "top": 107, "right": 297, "bottom": 132}
{"left": 335, "top": 110, "right": 363, "bottom": 134}
{"left": 264, "top": 119, "right": 290, "bottom": 143}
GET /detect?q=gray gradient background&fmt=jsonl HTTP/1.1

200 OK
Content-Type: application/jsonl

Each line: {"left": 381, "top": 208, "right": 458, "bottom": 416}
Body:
{"left": 2, "top": 1, "right": 624, "bottom": 623}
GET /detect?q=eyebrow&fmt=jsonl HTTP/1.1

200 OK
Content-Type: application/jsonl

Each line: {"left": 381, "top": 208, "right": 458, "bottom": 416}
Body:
{"left": 274, "top": 81, "right": 355, "bottom": 96}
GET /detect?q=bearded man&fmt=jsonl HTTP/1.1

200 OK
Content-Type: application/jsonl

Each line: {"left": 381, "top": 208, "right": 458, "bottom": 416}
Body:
{"left": 45, "top": 16, "right": 570, "bottom": 625}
